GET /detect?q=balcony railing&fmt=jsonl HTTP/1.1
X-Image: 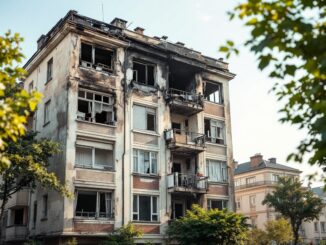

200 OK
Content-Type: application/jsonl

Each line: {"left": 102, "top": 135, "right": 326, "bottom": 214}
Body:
{"left": 75, "top": 211, "right": 114, "bottom": 219}
{"left": 165, "top": 128, "right": 206, "bottom": 149}
{"left": 167, "top": 172, "right": 208, "bottom": 191}
{"left": 235, "top": 181, "right": 279, "bottom": 190}
{"left": 165, "top": 88, "right": 204, "bottom": 115}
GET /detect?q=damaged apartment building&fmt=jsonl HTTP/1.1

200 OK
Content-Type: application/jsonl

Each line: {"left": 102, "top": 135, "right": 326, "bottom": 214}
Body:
{"left": 1, "top": 10, "right": 236, "bottom": 244}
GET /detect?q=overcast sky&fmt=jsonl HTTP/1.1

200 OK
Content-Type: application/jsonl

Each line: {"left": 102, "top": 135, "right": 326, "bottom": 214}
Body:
{"left": 0, "top": 0, "right": 322, "bottom": 186}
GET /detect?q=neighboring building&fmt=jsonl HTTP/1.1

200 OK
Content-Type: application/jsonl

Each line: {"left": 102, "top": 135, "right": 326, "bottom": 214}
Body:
{"left": 234, "top": 153, "right": 301, "bottom": 229}
{"left": 0, "top": 10, "right": 235, "bottom": 244}
{"left": 300, "top": 187, "right": 326, "bottom": 244}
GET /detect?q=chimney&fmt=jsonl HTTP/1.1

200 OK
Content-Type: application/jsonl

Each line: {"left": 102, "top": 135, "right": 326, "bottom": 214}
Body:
{"left": 250, "top": 153, "right": 263, "bottom": 168}
{"left": 161, "top": 35, "right": 168, "bottom": 40}
{"left": 110, "top": 17, "right": 127, "bottom": 29}
{"left": 269, "top": 157, "right": 277, "bottom": 164}
{"left": 37, "top": 34, "right": 46, "bottom": 50}
{"left": 134, "top": 27, "right": 145, "bottom": 35}
{"left": 233, "top": 160, "right": 238, "bottom": 169}
{"left": 176, "top": 41, "right": 185, "bottom": 46}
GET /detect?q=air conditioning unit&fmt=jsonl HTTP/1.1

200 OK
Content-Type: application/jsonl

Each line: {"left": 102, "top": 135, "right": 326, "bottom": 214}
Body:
{"left": 165, "top": 129, "right": 174, "bottom": 140}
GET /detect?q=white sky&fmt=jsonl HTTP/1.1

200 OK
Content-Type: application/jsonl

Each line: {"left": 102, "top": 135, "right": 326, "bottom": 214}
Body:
{"left": 0, "top": 0, "right": 323, "bottom": 186}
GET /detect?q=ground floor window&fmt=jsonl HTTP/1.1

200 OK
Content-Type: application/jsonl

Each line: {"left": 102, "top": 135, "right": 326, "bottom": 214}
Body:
{"left": 133, "top": 195, "right": 158, "bottom": 222}
{"left": 207, "top": 199, "right": 228, "bottom": 210}
{"left": 75, "top": 190, "right": 113, "bottom": 218}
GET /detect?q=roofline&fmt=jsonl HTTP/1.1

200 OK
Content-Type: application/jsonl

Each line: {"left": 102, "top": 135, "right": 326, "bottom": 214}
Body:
{"left": 234, "top": 166, "right": 302, "bottom": 176}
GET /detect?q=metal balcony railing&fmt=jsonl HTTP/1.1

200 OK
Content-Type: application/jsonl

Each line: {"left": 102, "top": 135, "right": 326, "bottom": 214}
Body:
{"left": 166, "top": 88, "right": 204, "bottom": 107}
{"left": 167, "top": 172, "right": 208, "bottom": 190}
{"left": 165, "top": 128, "right": 206, "bottom": 148}
{"left": 75, "top": 211, "right": 114, "bottom": 219}
{"left": 235, "top": 181, "right": 279, "bottom": 190}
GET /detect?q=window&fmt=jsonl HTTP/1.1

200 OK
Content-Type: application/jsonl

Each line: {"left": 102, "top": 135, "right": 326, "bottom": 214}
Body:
{"left": 133, "top": 105, "right": 156, "bottom": 131}
{"left": 172, "top": 122, "right": 181, "bottom": 134}
{"left": 28, "top": 81, "right": 34, "bottom": 92}
{"left": 246, "top": 177, "right": 256, "bottom": 185}
{"left": 207, "top": 199, "right": 228, "bottom": 210}
{"left": 249, "top": 195, "right": 256, "bottom": 207}
{"left": 206, "top": 159, "right": 228, "bottom": 182}
{"left": 133, "top": 195, "right": 158, "bottom": 222}
{"left": 75, "top": 190, "right": 113, "bottom": 218}
{"left": 75, "top": 142, "right": 114, "bottom": 170}
{"left": 315, "top": 222, "right": 319, "bottom": 232}
{"left": 44, "top": 100, "right": 51, "bottom": 125}
{"left": 321, "top": 222, "right": 325, "bottom": 233}
{"left": 133, "top": 149, "right": 157, "bottom": 175}
{"left": 272, "top": 174, "right": 280, "bottom": 182}
{"left": 42, "top": 195, "right": 48, "bottom": 218}
{"left": 132, "top": 61, "right": 155, "bottom": 86}
{"left": 80, "top": 43, "right": 114, "bottom": 72}
{"left": 204, "top": 119, "right": 225, "bottom": 144}
{"left": 204, "top": 81, "right": 223, "bottom": 104}
{"left": 251, "top": 216, "right": 257, "bottom": 228}
{"left": 77, "top": 89, "right": 115, "bottom": 125}
{"left": 235, "top": 180, "right": 240, "bottom": 187}
{"left": 236, "top": 199, "right": 241, "bottom": 209}
{"left": 46, "top": 58, "right": 53, "bottom": 82}
{"left": 33, "top": 201, "right": 37, "bottom": 228}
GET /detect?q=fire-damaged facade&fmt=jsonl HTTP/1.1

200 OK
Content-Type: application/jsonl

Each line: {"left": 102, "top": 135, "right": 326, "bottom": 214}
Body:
{"left": 1, "top": 10, "right": 235, "bottom": 244}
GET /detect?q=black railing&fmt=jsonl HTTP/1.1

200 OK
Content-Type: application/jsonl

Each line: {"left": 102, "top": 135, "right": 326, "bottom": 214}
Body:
{"left": 165, "top": 128, "right": 206, "bottom": 148}
{"left": 166, "top": 88, "right": 204, "bottom": 107}
{"left": 167, "top": 172, "right": 208, "bottom": 190}
{"left": 235, "top": 181, "right": 279, "bottom": 190}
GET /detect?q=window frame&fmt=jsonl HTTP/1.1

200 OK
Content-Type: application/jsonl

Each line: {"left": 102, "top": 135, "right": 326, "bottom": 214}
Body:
{"left": 132, "top": 60, "right": 156, "bottom": 86}
{"left": 207, "top": 199, "right": 228, "bottom": 210}
{"left": 204, "top": 81, "right": 223, "bottom": 104}
{"left": 133, "top": 149, "right": 158, "bottom": 175}
{"left": 32, "top": 201, "right": 37, "bottom": 228}
{"left": 42, "top": 194, "right": 48, "bottom": 219}
{"left": 75, "top": 190, "right": 113, "bottom": 219}
{"left": 132, "top": 195, "right": 158, "bottom": 222}
{"left": 249, "top": 195, "right": 256, "bottom": 208}
{"left": 205, "top": 159, "right": 228, "bottom": 183}
{"left": 80, "top": 42, "right": 114, "bottom": 73}
{"left": 46, "top": 58, "right": 53, "bottom": 82}
{"left": 75, "top": 145, "right": 114, "bottom": 170}
{"left": 204, "top": 118, "right": 225, "bottom": 145}
{"left": 44, "top": 100, "right": 51, "bottom": 125}
{"left": 77, "top": 88, "right": 115, "bottom": 125}
{"left": 133, "top": 104, "right": 157, "bottom": 132}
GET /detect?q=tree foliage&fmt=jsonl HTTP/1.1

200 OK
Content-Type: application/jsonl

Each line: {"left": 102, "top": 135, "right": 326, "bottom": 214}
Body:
{"left": 221, "top": 0, "right": 326, "bottom": 174}
{"left": 0, "top": 130, "right": 71, "bottom": 220}
{"left": 246, "top": 228, "right": 269, "bottom": 245}
{"left": 101, "top": 222, "right": 143, "bottom": 245}
{"left": 166, "top": 204, "right": 248, "bottom": 245}
{"left": 265, "top": 218, "right": 293, "bottom": 245}
{"left": 263, "top": 177, "right": 324, "bottom": 245}
{"left": 0, "top": 31, "right": 41, "bottom": 169}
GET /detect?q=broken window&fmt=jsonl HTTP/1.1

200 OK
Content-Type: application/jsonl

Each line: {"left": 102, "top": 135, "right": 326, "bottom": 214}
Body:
{"left": 75, "top": 190, "right": 113, "bottom": 218}
{"left": 172, "top": 122, "right": 181, "bottom": 134}
{"left": 207, "top": 199, "right": 228, "bottom": 210}
{"left": 132, "top": 61, "right": 155, "bottom": 86}
{"left": 80, "top": 43, "right": 114, "bottom": 72}
{"left": 133, "top": 149, "right": 157, "bottom": 175}
{"left": 204, "top": 81, "right": 223, "bottom": 104}
{"left": 44, "top": 100, "right": 51, "bottom": 125}
{"left": 206, "top": 159, "right": 228, "bottom": 182}
{"left": 77, "top": 89, "right": 115, "bottom": 125}
{"left": 204, "top": 118, "right": 225, "bottom": 144}
{"left": 133, "top": 195, "right": 158, "bottom": 222}
{"left": 46, "top": 58, "right": 53, "bottom": 82}
{"left": 75, "top": 141, "right": 114, "bottom": 170}
{"left": 133, "top": 105, "right": 156, "bottom": 131}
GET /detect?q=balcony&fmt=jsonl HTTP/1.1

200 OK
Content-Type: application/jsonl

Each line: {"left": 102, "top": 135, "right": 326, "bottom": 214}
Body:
{"left": 167, "top": 172, "right": 208, "bottom": 194}
{"left": 6, "top": 189, "right": 30, "bottom": 209}
{"left": 5, "top": 226, "right": 27, "bottom": 242}
{"left": 165, "top": 88, "right": 204, "bottom": 116}
{"left": 235, "top": 181, "right": 278, "bottom": 190}
{"left": 165, "top": 129, "right": 206, "bottom": 154}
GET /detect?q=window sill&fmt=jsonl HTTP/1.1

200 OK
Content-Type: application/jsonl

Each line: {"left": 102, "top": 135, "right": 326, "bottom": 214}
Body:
{"left": 132, "top": 221, "right": 160, "bottom": 224}
{"left": 73, "top": 217, "right": 114, "bottom": 223}
{"left": 204, "top": 100, "right": 224, "bottom": 106}
{"left": 76, "top": 119, "right": 117, "bottom": 128}
{"left": 132, "top": 129, "right": 160, "bottom": 137}
{"left": 132, "top": 81, "right": 157, "bottom": 90}
{"left": 132, "top": 172, "right": 160, "bottom": 179}
{"left": 75, "top": 165, "right": 115, "bottom": 172}
{"left": 43, "top": 121, "right": 50, "bottom": 127}
{"left": 79, "top": 65, "right": 115, "bottom": 76}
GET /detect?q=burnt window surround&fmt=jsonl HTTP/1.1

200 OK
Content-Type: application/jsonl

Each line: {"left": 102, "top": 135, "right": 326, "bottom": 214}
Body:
{"left": 204, "top": 81, "right": 223, "bottom": 104}
{"left": 80, "top": 43, "right": 114, "bottom": 73}
{"left": 132, "top": 60, "right": 155, "bottom": 86}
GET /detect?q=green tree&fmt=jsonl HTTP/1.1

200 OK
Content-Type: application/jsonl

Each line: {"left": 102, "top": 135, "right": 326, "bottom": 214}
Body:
{"left": 0, "top": 131, "right": 71, "bottom": 221}
{"left": 263, "top": 177, "right": 324, "bottom": 245}
{"left": 246, "top": 228, "right": 269, "bottom": 245}
{"left": 101, "top": 222, "right": 143, "bottom": 245}
{"left": 0, "top": 31, "right": 41, "bottom": 169}
{"left": 166, "top": 204, "right": 248, "bottom": 245}
{"left": 220, "top": 0, "right": 326, "bottom": 175}
{"left": 265, "top": 218, "right": 293, "bottom": 245}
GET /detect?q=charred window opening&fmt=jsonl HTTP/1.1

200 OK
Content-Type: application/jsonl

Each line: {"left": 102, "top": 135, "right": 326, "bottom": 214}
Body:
{"left": 132, "top": 61, "right": 155, "bottom": 86}
{"left": 80, "top": 43, "right": 114, "bottom": 72}
{"left": 168, "top": 61, "right": 197, "bottom": 92}
{"left": 12, "top": 208, "right": 24, "bottom": 225}
{"left": 204, "top": 81, "right": 223, "bottom": 104}
{"left": 172, "top": 122, "right": 181, "bottom": 134}
{"left": 75, "top": 190, "right": 113, "bottom": 218}
{"left": 77, "top": 89, "right": 115, "bottom": 125}
{"left": 204, "top": 118, "right": 225, "bottom": 144}
{"left": 133, "top": 105, "right": 156, "bottom": 132}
